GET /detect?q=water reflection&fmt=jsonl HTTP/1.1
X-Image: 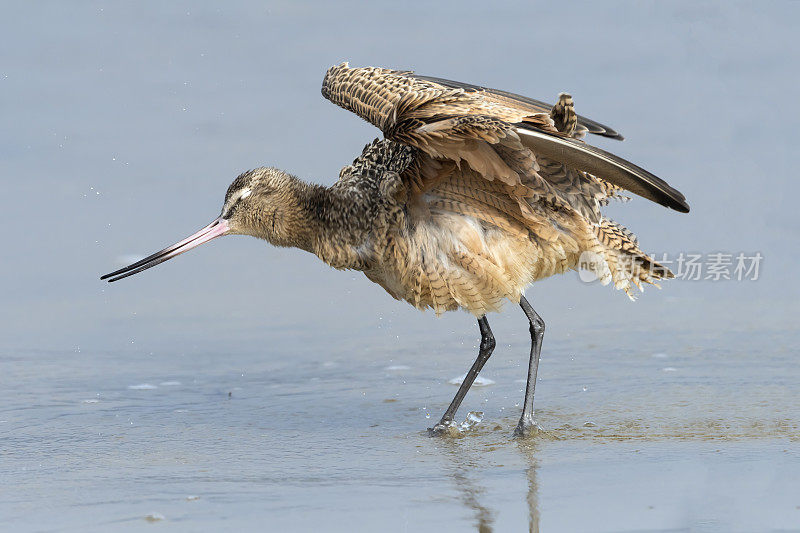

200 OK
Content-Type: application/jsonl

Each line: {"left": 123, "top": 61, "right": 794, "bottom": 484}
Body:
{"left": 438, "top": 436, "right": 542, "bottom": 532}
{"left": 439, "top": 438, "right": 495, "bottom": 532}
{"left": 517, "top": 441, "right": 541, "bottom": 533}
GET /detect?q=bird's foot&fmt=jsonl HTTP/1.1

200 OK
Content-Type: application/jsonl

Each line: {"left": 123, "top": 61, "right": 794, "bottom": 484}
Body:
{"left": 513, "top": 416, "right": 543, "bottom": 438}
{"left": 427, "top": 420, "right": 458, "bottom": 438}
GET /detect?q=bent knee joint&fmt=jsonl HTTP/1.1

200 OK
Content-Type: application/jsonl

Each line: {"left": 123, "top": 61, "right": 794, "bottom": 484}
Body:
{"left": 480, "top": 335, "right": 496, "bottom": 352}
{"left": 529, "top": 317, "right": 545, "bottom": 336}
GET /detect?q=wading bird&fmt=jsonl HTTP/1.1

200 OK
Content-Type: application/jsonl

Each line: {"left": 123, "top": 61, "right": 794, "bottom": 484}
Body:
{"left": 102, "top": 63, "right": 688, "bottom": 436}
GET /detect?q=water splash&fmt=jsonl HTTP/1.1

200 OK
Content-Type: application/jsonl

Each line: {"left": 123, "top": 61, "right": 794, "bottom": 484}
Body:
{"left": 459, "top": 411, "right": 484, "bottom": 431}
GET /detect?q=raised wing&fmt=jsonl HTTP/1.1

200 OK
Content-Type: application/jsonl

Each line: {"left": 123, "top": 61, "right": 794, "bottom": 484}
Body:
{"left": 321, "top": 63, "right": 689, "bottom": 213}
{"left": 412, "top": 74, "right": 624, "bottom": 140}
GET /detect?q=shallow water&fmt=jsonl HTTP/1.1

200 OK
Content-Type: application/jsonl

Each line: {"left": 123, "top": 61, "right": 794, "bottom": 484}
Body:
{"left": 3, "top": 323, "right": 799, "bottom": 531}
{"left": 2, "top": 2, "right": 799, "bottom": 532}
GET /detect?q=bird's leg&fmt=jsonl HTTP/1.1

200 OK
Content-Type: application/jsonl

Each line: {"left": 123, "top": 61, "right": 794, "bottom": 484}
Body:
{"left": 515, "top": 295, "right": 545, "bottom": 437}
{"left": 429, "top": 317, "right": 495, "bottom": 436}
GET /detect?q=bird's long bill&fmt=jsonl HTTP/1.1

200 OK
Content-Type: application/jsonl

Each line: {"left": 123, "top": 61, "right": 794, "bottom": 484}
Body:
{"left": 101, "top": 217, "right": 229, "bottom": 283}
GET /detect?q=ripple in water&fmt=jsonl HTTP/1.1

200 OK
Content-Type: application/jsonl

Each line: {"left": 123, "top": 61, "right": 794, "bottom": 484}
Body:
{"left": 128, "top": 383, "right": 157, "bottom": 390}
{"left": 449, "top": 374, "right": 495, "bottom": 387}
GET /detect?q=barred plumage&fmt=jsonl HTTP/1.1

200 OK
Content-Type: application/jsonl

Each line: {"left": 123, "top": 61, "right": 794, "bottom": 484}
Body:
{"left": 316, "top": 64, "right": 686, "bottom": 314}
{"left": 103, "top": 63, "right": 689, "bottom": 436}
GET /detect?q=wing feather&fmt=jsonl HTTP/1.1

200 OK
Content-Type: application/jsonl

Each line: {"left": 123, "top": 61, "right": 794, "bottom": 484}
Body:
{"left": 321, "top": 63, "right": 689, "bottom": 213}
{"left": 514, "top": 127, "right": 688, "bottom": 212}
{"left": 411, "top": 74, "right": 624, "bottom": 140}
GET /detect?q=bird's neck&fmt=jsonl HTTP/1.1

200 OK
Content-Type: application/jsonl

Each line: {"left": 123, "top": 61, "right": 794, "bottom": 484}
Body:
{"left": 240, "top": 173, "right": 377, "bottom": 271}
{"left": 286, "top": 179, "right": 382, "bottom": 270}
{"left": 243, "top": 179, "right": 321, "bottom": 252}
{"left": 302, "top": 182, "right": 375, "bottom": 269}
{"left": 242, "top": 178, "right": 342, "bottom": 248}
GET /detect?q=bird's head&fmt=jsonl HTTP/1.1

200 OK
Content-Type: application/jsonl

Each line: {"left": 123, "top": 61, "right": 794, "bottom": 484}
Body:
{"left": 221, "top": 167, "right": 311, "bottom": 243}
{"left": 101, "top": 167, "right": 312, "bottom": 283}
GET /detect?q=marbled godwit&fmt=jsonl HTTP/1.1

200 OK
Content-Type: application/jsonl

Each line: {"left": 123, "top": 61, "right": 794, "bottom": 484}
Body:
{"left": 102, "top": 63, "right": 689, "bottom": 436}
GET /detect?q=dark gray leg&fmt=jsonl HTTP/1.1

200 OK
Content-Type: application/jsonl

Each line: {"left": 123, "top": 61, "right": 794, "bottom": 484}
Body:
{"left": 515, "top": 295, "right": 545, "bottom": 437}
{"left": 429, "top": 317, "right": 495, "bottom": 435}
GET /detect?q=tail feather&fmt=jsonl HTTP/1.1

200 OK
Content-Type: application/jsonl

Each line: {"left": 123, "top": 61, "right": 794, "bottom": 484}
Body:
{"left": 584, "top": 218, "right": 672, "bottom": 298}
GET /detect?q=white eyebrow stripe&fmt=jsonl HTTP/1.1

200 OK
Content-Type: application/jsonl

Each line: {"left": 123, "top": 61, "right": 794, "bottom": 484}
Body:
{"left": 223, "top": 188, "right": 252, "bottom": 218}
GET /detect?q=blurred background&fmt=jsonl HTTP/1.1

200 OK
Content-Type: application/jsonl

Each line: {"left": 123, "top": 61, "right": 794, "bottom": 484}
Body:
{"left": 1, "top": 2, "right": 798, "bottom": 531}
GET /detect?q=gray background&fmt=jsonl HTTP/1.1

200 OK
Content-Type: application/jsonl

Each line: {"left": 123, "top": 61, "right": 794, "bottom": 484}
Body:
{"left": 2, "top": 2, "right": 798, "bottom": 531}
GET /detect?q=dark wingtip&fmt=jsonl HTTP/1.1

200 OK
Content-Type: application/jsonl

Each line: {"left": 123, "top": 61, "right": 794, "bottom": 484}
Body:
{"left": 516, "top": 125, "right": 690, "bottom": 213}
{"left": 660, "top": 185, "right": 690, "bottom": 213}
{"left": 596, "top": 130, "right": 625, "bottom": 141}
{"left": 658, "top": 189, "right": 689, "bottom": 213}
{"left": 577, "top": 115, "right": 625, "bottom": 141}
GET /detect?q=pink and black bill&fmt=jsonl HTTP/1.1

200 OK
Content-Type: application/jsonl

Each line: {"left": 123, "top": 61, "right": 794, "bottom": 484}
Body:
{"left": 100, "top": 217, "right": 229, "bottom": 282}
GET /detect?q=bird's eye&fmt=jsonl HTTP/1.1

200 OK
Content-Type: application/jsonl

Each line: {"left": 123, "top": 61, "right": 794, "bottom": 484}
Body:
{"left": 223, "top": 197, "right": 244, "bottom": 219}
